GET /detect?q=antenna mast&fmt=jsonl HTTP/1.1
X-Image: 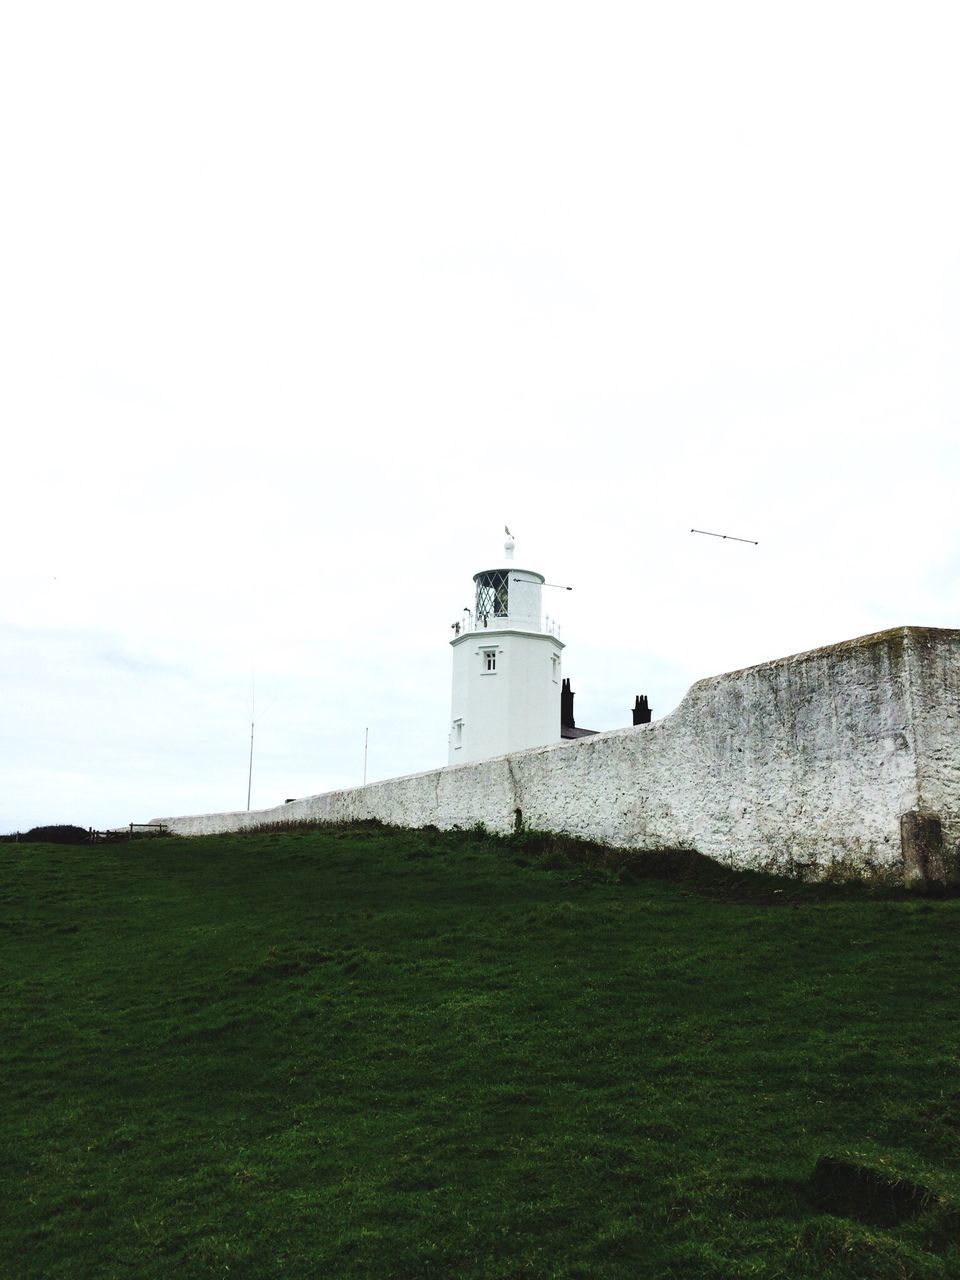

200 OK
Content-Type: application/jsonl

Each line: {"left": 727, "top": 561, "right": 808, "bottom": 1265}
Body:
{"left": 246, "top": 680, "right": 255, "bottom": 811}
{"left": 690, "top": 528, "right": 759, "bottom": 546}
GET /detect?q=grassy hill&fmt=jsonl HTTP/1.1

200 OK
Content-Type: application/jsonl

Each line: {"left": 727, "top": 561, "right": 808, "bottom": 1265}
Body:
{"left": 4, "top": 822, "right": 960, "bottom": 1279}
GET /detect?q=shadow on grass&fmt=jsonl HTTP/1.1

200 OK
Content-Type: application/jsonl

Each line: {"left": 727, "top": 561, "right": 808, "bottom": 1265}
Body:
{"left": 182, "top": 817, "right": 959, "bottom": 904}
{"left": 484, "top": 827, "right": 960, "bottom": 905}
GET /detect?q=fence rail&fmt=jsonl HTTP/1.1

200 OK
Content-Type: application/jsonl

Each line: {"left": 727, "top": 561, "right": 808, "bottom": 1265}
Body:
{"left": 89, "top": 823, "right": 169, "bottom": 842}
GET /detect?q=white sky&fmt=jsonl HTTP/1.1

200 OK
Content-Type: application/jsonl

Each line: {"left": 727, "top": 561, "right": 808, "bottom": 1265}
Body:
{"left": 2, "top": 1, "right": 959, "bottom": 831}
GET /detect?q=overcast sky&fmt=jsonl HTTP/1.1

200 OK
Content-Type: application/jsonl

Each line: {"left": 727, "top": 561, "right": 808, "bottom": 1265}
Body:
{"left": 2, "top": 1, "right": 958, "bottom": 832}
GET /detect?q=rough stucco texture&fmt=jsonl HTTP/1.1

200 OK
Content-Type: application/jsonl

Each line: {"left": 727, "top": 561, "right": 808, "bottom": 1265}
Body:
{"left": 158, "top": 627, "right": 960, "bottom": 881}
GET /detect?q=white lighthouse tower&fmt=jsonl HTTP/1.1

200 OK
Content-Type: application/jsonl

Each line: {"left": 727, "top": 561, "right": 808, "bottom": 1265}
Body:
{"left": 448, "top": 533, "right": 564, "bottom": 764}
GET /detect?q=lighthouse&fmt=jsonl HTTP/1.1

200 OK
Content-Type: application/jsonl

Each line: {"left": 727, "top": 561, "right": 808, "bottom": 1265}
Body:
{"left": 448, "top": 533, "right": 564, "bottom": 764}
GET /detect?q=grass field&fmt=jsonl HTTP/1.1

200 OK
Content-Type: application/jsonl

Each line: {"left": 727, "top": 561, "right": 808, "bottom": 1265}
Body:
{"left": 4, "top": 822, "right": 960, "bottom": 1279}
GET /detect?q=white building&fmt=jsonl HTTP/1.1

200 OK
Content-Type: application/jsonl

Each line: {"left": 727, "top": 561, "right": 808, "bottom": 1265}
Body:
{"left": 448, "top": 535, "right": 564, "bottom": 764}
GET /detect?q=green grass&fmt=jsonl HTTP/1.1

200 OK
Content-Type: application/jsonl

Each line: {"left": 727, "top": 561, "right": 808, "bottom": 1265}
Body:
{"left": 4, "top": 823, "right": 960, "bottom": 1279}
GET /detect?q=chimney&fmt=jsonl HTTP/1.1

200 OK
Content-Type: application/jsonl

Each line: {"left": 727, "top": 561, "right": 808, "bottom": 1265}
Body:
{"left": 561, "top": 678, "right": 575, "bottom": 730}
{"left": 632, "top": 694, "right": 651, "bottom": 726}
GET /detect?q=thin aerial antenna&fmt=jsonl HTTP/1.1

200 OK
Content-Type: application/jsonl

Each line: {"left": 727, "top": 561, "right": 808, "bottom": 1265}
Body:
{"left": 246, "top": 676, "right": 255, "bottom": 811}
{"left": 691, "top": 528, "right": 758, "bottom": 546}
{"left": 363, "top": 727, "right": 369, "bottom": 785}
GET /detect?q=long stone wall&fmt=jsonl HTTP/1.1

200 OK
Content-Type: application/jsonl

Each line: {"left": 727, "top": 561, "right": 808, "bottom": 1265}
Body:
{"left": 158, "top": 627, "right": 960, "bottom": 884}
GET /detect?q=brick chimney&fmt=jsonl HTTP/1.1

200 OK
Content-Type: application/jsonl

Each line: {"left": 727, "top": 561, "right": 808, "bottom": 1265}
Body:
{"left": 632, "top": 694, "right": 651, "bottom": 725}
{"left": 561, "top": 678, "right": 575, "bottom": 730}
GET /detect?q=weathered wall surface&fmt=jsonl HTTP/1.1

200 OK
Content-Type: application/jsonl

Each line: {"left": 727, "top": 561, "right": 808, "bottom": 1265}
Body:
{"left": 158, "top": 627, "right": 960, "bottom": 882}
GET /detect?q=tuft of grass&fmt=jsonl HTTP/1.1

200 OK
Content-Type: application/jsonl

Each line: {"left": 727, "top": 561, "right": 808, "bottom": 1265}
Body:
{"left": 3, "top": 823, "right": 960, "bottom": 1278}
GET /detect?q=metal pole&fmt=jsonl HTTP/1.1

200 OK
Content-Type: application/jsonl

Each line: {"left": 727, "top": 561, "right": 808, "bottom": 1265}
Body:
{"left": 246, "top": 718, "right": 254, "bottom": 811}
{"left": 246, "top": 676, "right": 255, "bottom": 812}
{"left": 245, "top": 673, "right": 256, "bottom": 812}
{"left": 363, "top": 727, "right": 368, "bottom": 785}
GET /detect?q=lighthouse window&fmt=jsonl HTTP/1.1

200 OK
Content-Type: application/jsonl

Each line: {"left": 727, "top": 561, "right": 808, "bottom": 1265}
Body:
{"left": 482, "top": 649, "right": 497, "bottom": 672}
{"left": 475, "top": 571, "right": 510, "bottom": 623}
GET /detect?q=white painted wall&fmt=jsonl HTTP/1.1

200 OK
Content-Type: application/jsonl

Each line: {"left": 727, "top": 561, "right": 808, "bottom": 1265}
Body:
{"left": 901, "top": 629, "right": 960, "bottom": 855}
{"left": 158, "top": 627, "right": 960, "bottom": 884}
{"left": 449, "top": 627, "right": 563, "bottom": 764}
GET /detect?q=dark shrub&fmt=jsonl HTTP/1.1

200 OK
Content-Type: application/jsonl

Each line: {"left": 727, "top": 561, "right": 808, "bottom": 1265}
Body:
{"left": 23, "top": 825, "right": 90, "bottom": 845}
